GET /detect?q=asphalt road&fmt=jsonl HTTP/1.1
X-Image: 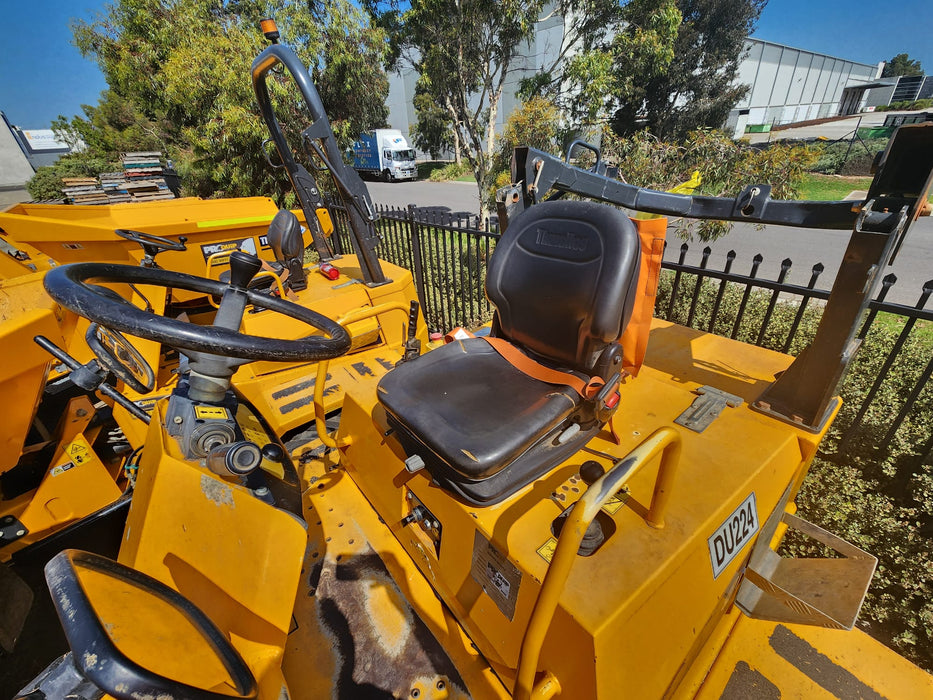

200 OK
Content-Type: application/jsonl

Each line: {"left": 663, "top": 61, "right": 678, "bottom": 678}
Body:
{"left": 367, "top": 179, "right": 933, "bottom": 306}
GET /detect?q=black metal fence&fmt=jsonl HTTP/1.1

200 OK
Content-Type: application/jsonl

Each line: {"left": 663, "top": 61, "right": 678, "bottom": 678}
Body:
{"left": 328, "top": 202, "right": 499, "bottom": 331}
{"left": 661, "top": 244, "right": 933, "bottom": 474}
{"left": 328, "top": 203, "right": 933, "bottom": 474}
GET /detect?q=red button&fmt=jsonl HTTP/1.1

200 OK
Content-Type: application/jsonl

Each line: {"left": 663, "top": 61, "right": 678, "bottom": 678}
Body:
{"left": 605, "top": 392, "right": 620, "bottom": 409}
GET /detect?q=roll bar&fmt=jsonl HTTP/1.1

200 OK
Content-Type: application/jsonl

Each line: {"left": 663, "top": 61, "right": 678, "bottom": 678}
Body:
{"left": 251, "top": 42, "right": 388, "bottom": 286}
{"left": 498, "top": 124, "right": 933, "bottom": 432}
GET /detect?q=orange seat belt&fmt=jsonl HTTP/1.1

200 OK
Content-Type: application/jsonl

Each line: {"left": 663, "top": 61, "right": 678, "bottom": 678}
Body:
{"left": 480, "top": 336, "right": 605, "bottom": 399}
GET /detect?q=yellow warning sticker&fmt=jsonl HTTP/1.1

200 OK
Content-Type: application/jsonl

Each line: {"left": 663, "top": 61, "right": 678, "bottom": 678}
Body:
{"left": 65, "top": 434, "right": 92, "bottom": 466}
{"left": 536, "top": 537, "right": 558, "bottom": 564}
{"left": 194, "top": 405, "right": 229, "bottom": 420}
{"left": 602, "top": 491, "right": 629, "bottom": 515}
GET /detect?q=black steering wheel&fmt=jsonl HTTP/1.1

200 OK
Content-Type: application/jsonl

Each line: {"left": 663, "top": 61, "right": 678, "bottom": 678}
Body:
{"left": 115, "top": 229, "right": 187, "bottom": 266}
{"left": 44, "top": 263, "right": 351, "bottom": 362}
{"left": 86, "top": 322, "right": 156, "bottom": 394}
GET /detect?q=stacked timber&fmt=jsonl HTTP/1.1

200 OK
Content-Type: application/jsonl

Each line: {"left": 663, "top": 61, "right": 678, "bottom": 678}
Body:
{"left": 61, "top": 177, "right": 108, "bottom": 205}
{"left": 99, "top": 172, "right": 131, "bottom": 204}
{"left": 57, "top": 152, "right": 177, "bottom": 204}
{"left": 121, "top": 151, "right": 175, "bottom": 202}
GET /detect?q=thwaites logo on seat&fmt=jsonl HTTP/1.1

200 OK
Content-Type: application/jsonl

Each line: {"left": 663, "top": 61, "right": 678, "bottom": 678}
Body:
{"left": 708, "top": 492, "right": 759, "bottom": 578}
{"left": 534, "top": 227, "right": 587, "bottom": 252}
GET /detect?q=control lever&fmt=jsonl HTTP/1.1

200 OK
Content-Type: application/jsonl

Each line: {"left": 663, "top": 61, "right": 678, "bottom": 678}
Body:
{"left": 34, "top": 335, "right": 151, "bottom": 424}
{"left": 396, "top": 300, "right": 422, "bottom": 366}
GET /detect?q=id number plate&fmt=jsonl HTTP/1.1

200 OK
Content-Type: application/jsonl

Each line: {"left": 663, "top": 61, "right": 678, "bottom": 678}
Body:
{"left": 708, "top": 493, "right": 759, "bottom": 578}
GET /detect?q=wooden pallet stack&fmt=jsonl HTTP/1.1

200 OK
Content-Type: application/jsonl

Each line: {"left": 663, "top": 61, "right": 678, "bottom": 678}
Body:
{"left": 99, "top": 172, "right": 132, "bottom": 204}
{"left": 60, "top": 177, "right": 109, "bottom": 205}
{"left": 121, "top": 151, "right": 175, "bottom": 202}
{"left": 58, "top": 152, "right": 177, "bottom": 205}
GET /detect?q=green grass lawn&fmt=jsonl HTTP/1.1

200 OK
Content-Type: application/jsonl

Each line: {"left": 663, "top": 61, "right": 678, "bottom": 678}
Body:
{"left": 799, "top": 173, "right": 872, "bottom": 201}
{"left": 800, "top": 172, "right": 933, "bottom": 204}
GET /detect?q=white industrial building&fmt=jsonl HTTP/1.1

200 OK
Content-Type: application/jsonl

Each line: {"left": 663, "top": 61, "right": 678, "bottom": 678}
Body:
{"left": 725, "top": 39, "right": 882, "bottom": 135}
{"left": 387, "top": 29, "right": 889, "bottom": 145}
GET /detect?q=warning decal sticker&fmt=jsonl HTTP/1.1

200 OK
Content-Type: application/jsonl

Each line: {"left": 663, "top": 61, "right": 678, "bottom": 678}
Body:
{"left": 536, "top": 537, "right": 558, "bottom": 564}
{"left": 194, "top": 405, "right": 229, "bottom": 420}
{"left": 50, "top": 461, "right": 76, "bottom": 477}
{"left": 65, "top": 434, "right": 93, "bottom": 466}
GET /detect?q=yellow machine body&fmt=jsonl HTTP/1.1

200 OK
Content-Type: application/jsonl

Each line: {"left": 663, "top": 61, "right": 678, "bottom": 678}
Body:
{"left": 0, "top": 197, "right": 424, "bottom": 561}
{"left": 116, "top": 401, "right": 307, "bottom": 697}
{"left": 4, "top": 195, "right": 932, "bottom": 698}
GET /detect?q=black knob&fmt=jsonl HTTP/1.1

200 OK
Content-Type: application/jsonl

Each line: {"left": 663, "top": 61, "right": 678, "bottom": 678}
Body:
{"left": 261, "top": 443, "right": 284, "bottom": 462}
{"left": 580, "top": 460, "right": 606, "bottom": 486}
{"left": 228, "top": 251, "right": 263, "bottom": 290}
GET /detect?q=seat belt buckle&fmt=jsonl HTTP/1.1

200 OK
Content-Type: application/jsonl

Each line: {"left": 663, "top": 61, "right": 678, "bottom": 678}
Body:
{"left": 595, "top": 373, "right": 622, "bottom": 422}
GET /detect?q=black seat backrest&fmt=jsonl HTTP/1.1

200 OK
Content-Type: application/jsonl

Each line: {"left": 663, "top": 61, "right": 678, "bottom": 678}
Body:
{"left": 266, "top": 209, "right": 304, "bottom": 262}
{"left": 485, "top": 200, "right": 641, "bottom": 373}
{"left": 266, "top": 209, "right": 308, "bottom": 290}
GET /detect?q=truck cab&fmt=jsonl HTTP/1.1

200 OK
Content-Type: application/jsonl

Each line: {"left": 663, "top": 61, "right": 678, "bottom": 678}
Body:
{"left": 352, "top": 128, "right": 417, "bottom": 181}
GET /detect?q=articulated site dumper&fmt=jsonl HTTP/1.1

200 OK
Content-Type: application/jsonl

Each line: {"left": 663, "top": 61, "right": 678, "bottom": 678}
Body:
{"left": 2, "top": 21, "right": 932, "bottom": 700}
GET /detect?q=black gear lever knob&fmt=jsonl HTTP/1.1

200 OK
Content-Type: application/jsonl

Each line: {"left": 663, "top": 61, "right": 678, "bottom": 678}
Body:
{"left": 228, "top": 250, "right": 263, "bottom": 290}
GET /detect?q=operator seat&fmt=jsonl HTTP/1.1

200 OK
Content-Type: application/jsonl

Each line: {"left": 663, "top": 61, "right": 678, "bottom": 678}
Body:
{"left": 377, "top": 200, "right": 642, "bottom": 505}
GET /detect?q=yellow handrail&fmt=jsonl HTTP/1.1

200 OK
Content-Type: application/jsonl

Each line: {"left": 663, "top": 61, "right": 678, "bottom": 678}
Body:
{"left": 514, "top": 427, "right": 682, "bottom": 700}
{"left": 313, "top": 301, "right": 413, "bottom": 448}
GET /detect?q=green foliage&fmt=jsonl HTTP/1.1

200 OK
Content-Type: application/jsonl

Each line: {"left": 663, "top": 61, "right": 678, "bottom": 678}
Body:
{"left": 611, "top": 0, "right": 766, "bottom": 139}
{"left": 810, "top": 137, "right": 890, "bottom": 176}
{"left": 428, "top": 162, "right": 470, "bottom": 182}
{"left": 600, "top": 128, "right": 817, "bottom": 240}
{"left": 555, "top": 0, "right": 680, "bottom": 124}
{"left": 25, "top": 152, "right": 116, "bottom": 201}
{"left": 410, "top": 78, "right": 454, "bottom": 159}
{"left": 881, "top": 53, "right": 924, "bottom": 78}
{"left": 488, "top": 97, "right": 566, "bottom": 202}
{"left": 67, "top": 0, "right": 389, "bottom": 200}
{"left": 875, "top": 99, "right": 933, "bottom": 112}
{"left": 399, "top": 0, "right": 547, "bottom": 219}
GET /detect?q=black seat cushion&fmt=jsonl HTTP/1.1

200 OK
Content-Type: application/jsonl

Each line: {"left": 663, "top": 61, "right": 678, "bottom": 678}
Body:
{"left": 377, "top": 200, "right": 641, "bottom": 504}
{"left": 379, "top": 338, "right": 577, "bottom": 480}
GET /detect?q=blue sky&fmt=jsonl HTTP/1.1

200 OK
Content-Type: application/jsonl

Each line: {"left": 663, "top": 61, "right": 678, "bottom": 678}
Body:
{"left": 2, "top": 0, "right": 931, "bottom": 129}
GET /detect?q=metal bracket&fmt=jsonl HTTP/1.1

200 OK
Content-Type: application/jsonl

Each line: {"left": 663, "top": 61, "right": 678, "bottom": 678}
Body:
{"left": 0, "top": 515, "right": 28, "bottom": 547}
{"left": 674, "top": 385, "right": 743, "bottom": 433}
{"left": 736, "top": 508, "right": 876, "bottom": 630}
{"left": 403, "top": 490, "right": 442, "bottom": 557}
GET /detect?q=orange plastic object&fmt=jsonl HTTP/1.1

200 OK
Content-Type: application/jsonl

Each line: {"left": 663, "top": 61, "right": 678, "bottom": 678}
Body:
{"left": 620, "top": 217, "right": 667, "bottom": 376}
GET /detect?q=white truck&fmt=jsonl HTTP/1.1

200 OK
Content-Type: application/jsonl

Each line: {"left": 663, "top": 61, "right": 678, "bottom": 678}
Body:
{"left": 352, "top": 129, "right": 417, "bottom": 181}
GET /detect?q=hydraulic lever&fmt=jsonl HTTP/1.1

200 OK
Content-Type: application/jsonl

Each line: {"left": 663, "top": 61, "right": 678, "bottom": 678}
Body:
{"left": 396, "top": 300, "right": 422, "bottom": 366}
{"left": 34, "top": 335, "right": 151, "bottom": 424}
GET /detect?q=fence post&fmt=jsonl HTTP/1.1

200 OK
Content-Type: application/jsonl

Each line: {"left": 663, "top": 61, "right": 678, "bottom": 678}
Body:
{"left": 407, "top": 204, "right": 428, "bottom": 314}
